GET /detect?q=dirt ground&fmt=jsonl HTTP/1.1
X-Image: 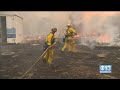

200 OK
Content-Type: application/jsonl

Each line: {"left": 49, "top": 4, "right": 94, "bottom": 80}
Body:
{"left": 0, "top": 41, "right": 120, "bottom": 79}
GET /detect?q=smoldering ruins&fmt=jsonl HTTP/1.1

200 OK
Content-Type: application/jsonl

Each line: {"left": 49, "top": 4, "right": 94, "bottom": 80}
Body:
{"left": 0, "top": 12, "right": 120, "bottom": 79}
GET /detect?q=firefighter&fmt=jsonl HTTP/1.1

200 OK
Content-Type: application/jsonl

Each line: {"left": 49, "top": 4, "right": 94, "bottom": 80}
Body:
{"left": 61, "top": 24, "right": 77, "bottom": 52}
{"left": 42, "top": 28, "right": 57, "bottom": 65}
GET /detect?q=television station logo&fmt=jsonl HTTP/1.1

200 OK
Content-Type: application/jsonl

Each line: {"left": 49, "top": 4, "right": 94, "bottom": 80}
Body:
{"left": 100, "top": 65, "right": 112, "bottom": 73}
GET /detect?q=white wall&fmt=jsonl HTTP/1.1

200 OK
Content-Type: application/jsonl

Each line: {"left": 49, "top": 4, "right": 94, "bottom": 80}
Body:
{"left": 6, "top": 15, "right": 23, "bottom": 43}
{"left": 14, "top": 16, "right": 23, "bottom": 43}
{"left": 6, "top": 16, "right": 15, "bottom": 43}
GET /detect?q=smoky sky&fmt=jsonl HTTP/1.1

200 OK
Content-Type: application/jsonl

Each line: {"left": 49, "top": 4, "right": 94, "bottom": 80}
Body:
{"left": 0, "top": 11, "right": 71, "bottom": 37}
{"left": 1, "top": 11, "right": 120, "bottom": 45}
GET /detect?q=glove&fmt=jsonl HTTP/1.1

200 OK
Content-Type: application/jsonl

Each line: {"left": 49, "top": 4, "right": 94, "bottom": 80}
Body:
{"left": 53, "top": 42, "right": 57, "bottom": 45}
{"left": 48, "top": 45, "right": 51, "bottom": 48}
{"left": 74, "top": 33, "right": 77, "bottom": 35}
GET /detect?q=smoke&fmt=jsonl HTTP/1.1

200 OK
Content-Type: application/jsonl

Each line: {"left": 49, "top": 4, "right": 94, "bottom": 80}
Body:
{"left": 68, "top": 12, "right": 120, "bottom": 46}
{"left": 0, "top": 11, "right": 71, "bottom": 39}
{"left": 1, "top": 11, "right": 120, "bottom": 46}
{"left": 21, "top": 12, "right": 71, "bottom": 38}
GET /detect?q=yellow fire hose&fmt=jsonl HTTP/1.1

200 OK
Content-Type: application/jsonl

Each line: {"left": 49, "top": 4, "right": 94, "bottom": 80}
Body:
{"left": 20, "top": 26, "right": 66, "bottom": 79}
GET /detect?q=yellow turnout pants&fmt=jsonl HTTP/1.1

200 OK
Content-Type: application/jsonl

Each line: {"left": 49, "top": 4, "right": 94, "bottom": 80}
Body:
{"left": 62, "top": 37, "right": 75, "bottom": 52}
{"left": 43, "top": 47, "right": 53, "bottom": 65}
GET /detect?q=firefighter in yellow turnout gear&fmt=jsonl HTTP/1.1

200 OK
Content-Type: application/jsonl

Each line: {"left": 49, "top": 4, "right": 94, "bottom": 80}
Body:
{"left": 43, "top": 28, "right": 57, "bottom": 65}
{"left": 62, "top": 24, "right": 77, "bottom": 52}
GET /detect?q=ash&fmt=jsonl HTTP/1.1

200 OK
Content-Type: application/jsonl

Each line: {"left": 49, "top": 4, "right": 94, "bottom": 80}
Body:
{"left": 0, "top": 40, "right": 120, "bottom": 79}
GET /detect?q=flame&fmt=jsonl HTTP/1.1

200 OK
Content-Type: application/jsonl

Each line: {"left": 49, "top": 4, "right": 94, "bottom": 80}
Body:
{"left": 98, "top": 34, "right": 111, "bottom": 43}
{"left": 74, "top": 34, "right": 80, "bottom": 38}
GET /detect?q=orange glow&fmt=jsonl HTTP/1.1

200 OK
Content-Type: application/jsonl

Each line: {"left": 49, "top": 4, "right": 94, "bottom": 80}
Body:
{"left": 82, "top": 12, "right": 119, "bottom": 25}
{"left": 83, "top": 11, "right": 118, "bottom": 15}
{"left": 98, "top": 34, "right": 111, "bottom": 43}
{"left": 74, "top": 34, "right": 80, "bottom": 38}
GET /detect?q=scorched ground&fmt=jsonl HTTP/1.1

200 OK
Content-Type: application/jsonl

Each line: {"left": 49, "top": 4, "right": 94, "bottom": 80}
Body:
{"left": 0, "top": 41, "right": 120, "bottom": 79}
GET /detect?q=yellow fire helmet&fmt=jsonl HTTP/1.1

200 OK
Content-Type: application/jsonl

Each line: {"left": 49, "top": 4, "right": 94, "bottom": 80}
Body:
{"left": 67, "top": 24, "right": 71, "bottom": 27}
